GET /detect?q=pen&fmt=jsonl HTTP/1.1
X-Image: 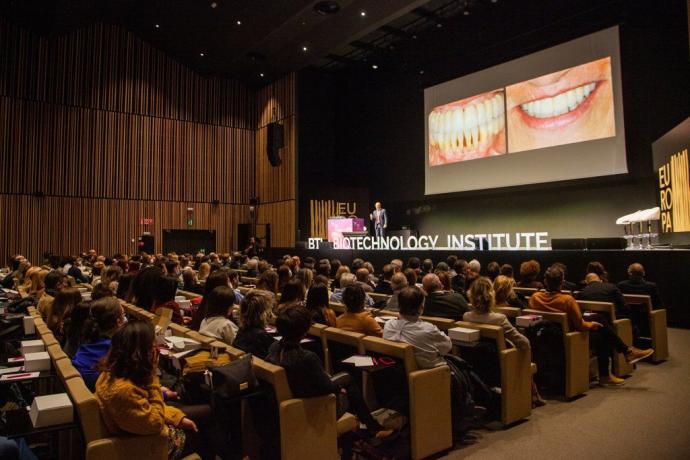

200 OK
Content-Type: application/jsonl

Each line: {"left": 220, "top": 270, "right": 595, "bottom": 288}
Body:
{"left": 4, "top": 373, "right": 32, "bottom": 379}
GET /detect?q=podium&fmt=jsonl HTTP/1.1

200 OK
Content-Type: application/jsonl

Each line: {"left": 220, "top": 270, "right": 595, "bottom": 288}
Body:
{"left": 327, "top": 217, "right": 365, "bottom": 242}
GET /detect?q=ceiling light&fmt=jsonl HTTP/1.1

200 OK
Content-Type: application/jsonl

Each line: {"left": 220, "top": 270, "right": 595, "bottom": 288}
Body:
{"left": 210, "top": 2, "right": 218, "bottom": 8}
{"left": 302, "top": 46, "right": 308, "bottom": 52}
{"left": 419, "top": 69, "right": 424, "bottom": 74}
{"left": 155, "top": 24, "right": 160, "bottom": 29}
{"left": 200, "top": 52, "right": 205, "bottom": 57}
{"left": 259, "top": 73, "right": 265, "bottom": 77}
{"left": 436, "top": 22, "right": 443, "bottom": 28}
{"left": 360, "top": 11, "right": 366, "bottom": 17}
{"left": 314, "top": 1, "right": 341, "bottom": 16}
{"left": 463, "top": 5, "right": 470, "bottom": 15}
{"left": 236, "top": 20, "right": 242, "bottom": 25}
{"left": 372, "top": 64, "right": 378, "bottom": 70}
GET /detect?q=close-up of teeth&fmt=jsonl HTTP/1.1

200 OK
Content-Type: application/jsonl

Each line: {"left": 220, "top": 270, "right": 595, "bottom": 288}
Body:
{"left": 428, "top": 92, "right": 505, "bottom": 156}
{"left": 520, "top": 82, "right": 596, "bottom": 118}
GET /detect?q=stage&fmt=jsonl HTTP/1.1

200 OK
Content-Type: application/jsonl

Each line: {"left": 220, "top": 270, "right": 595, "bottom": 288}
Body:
{"left": 267, "top": 247, "right": 690, "bottom": 329}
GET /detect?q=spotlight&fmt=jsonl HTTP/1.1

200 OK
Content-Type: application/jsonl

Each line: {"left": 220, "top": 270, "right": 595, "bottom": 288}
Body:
{"left": 155, "top": 24, "right": 160, "bottom": 29}
{"left": 236, "top": 20, "right": 242, "bottom": 25}
{"left": 436, "top": 22, "right": 443, "bottom": 28}
{"left": 360, "top": 11, "right": 366, "bottom": 17}
{"left": 302, "top": 45, "right": 308, "bottom": 52}
{"left": 259, "top": 73, "right": 265, "bottom": 77}
{"left": 200, "top": 52, "right": 205, "bottom": 57}
{"left": 210, "top": 1, "right": 218, "bottom": 8}
{"left": 371, "top": 64, "right": 378, "bottom": 70}
{"left": 419, "top": 69, "right": 424, "bottom": 74}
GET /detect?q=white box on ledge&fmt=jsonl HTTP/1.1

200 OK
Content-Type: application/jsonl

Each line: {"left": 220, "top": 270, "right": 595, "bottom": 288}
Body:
{"left": 175, "top": 296, "right": 186, "bottom": 302}
{"left": 21, "top": 340, "right": 45, "bottom": 354}
{"left": 23, "top": 316, "right": 36, "bottom": 335}
{"left": 448, "top": 327, "right": 480, "bottom": 342}
{"left": 24, "top": 351, "right": 51, "bottom": 372}
{"left": 516, "top": 315, "right": 543, "bottom": 327}
{"left": 30, "top": 393, "right": 74, "bottom": 427}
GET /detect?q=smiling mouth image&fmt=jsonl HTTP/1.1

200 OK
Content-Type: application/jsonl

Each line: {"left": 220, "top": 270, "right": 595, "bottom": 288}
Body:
{"left": 428, "top": 91, "right": 506, "bottom": 164}
{"left": 516, "top": 81, "right": 600, "bottom": 129}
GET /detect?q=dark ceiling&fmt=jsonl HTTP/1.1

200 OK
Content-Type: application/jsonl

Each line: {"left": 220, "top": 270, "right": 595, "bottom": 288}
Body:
{"left": 2, "top": 0, "right": 475, "bottom": 84}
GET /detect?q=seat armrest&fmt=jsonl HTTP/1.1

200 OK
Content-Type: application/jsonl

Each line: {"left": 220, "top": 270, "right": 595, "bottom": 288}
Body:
{"left": 408, "top": 366, "right": 452, "bottom": 460}
{"left": 564, "top": 331, "right": 589, "bottom": 399}
{"left": 86, "top": 435, "right": 167, "bottom": 460}
{"left": 612, "top": 319, "right": 634, "bottom": 376}
{"left": 499, "top": 348, "right": 532, "bottom": 426}
{"left": 649, "top": 309, "right": 668, "bottom": 362}
{"left": 279, "top": 395, "right": 338, "bottom": 460}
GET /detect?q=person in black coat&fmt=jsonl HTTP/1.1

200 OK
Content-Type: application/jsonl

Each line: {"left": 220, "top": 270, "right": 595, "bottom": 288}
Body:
{"left": 422, "top": 273, "right": 470, "bottom": 320}
{"left": 374, "top": 264, "right": 395, "bottom": 295}
{"left": 617, "top": 263, "right": 662, "bottom": 308}
{"left": 575, "top": 273, "right": 627, "bottom": 313}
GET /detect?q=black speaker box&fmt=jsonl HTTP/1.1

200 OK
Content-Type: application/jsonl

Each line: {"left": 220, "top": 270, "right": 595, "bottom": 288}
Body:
{"left": 267, "top": 122, "right": 284, "bottom": 167}
{"left": 586, "top": 237, "right": 627, "bottom": 250}
{"left": 551, "top": 238, "right": 587, "bottom": 250}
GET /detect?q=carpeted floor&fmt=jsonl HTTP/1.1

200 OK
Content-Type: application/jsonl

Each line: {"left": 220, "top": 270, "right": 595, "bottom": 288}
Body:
{"left": 442, "top": 327, "right": 690, "bottom": 459}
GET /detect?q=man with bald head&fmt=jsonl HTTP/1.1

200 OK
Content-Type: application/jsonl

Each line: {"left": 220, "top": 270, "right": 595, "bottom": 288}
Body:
{"left": 422, "top": 273, "right": 469, "bottom": 320}
{"left": 575, "top": 272, "right": 627, "bottom": 315}
{"left": 617, "top": 263, "right": 662, "bottom": 308}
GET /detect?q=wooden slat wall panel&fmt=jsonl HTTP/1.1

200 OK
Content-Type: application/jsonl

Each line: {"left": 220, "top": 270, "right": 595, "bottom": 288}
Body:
{"left": 258, "top": 201, "right": 296, "bottom": 248}
{"left": 0, "top": 21, "right": 298, "bottom": 263}
{"left": 0, "top": 21, "right": 254, "bottom": 129}
{"left": 0, "top": 195, "right": 247, "bottom": 264}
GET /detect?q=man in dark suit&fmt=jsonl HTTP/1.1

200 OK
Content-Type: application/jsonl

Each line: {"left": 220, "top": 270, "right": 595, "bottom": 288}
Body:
{"left": 575, "top": 273, "right": 627, "bottom": 314}
{"left": 374, "top": 264, "right": 395, "bottom": 295}
{"left": 617, "top": 263, "right": 662, "bottom": 308}
{"left": 422, "top": 273, "right": 470, "bottom": 320}
{"left": 370, "top": 202, "right": 388, "bottom": 238}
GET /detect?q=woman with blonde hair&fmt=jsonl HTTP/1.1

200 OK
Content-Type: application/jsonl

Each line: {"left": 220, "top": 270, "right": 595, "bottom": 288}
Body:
{"left": 493, "top": 275, "right": 525, "bottom": 309}
{"left": 47, "top": 288, "right": 83, "bottom": 339}
{"left": 465, "top": 277, "right": 545, "bottom": 407}
{"left": 333, "top": 265, "right": 350, "bottom": 289}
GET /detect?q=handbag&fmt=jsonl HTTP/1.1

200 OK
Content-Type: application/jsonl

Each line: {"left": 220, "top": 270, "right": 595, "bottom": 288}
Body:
{"left": 208, "top": 353, "right": 258, "bottom": 400}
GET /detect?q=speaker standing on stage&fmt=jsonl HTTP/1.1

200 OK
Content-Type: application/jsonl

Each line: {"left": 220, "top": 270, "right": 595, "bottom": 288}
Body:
{"left": 370, "top": 202, "right": 388, "bottom": 238}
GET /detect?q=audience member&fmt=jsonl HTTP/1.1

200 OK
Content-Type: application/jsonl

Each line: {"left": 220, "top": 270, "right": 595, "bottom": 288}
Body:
{"left": 518, "top": 260, "right": 544, "bottom": 289}
{"left": 46, "top": 288, "right": 82, "bottom": 338}
{"left": 38, "top": 270, "right": 66, "bottom": 318}
{"left": 331, "top": 273, "right": 374, "bottom": 306}
{"left": 233, "top": 290, "right": 274, "bottom": 359}
{"left": 305, "top": 282, "right": 337, "bottom": 327}
{"left": 152, "top": 275, "right": 186, "bottom": 325}
{"left": 576, "top": 273, "right": 627, "bottom": 314}
{"left": 335, "top": 285, "right": 382, "bottom": 336}
{"left": 355, "top": 267, "right": 374, "bottom": 292}
{"left": 374, "top": 264, "right": 395, "bottom": 295}
{"left": 617, "top": 263, "right": 662, "bottom": 308}
{"left": 198, "top": 286, "right": 239, "bottom": 345}
{"left": 277, "top": 279, "right": 305, "bottom": 313}
{"left": 552, "top": 262, "right": 576, "bottom": 291}
{"left": 190, "top": 271, "right": 233, "bottom": 330}
{"left": 422, "top": 273, "right": 469, "bottom": 320}
{"left": 486, "top": 262, "right": 500, "bottom": 281}
{"left": 386, "top": 272, "right": 408, "bottom": 311}
{"left": 493, "top": 275, "right": 525, "bottom": 309}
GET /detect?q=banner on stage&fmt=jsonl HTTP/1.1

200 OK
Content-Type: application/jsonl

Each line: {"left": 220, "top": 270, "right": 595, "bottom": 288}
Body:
{"left": 308, "top": 232, "right": 550, "bottom": 251}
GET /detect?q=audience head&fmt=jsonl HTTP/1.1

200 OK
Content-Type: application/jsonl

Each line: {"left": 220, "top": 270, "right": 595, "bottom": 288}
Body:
{"left": 330, "top": 259, "right": 342, "bottom": 277}
{"left": 48, "top": 288, "right": 82, "bottom": 330}
{"left": 436, "top": 271, "right": 452, "bottom": 291}
{"left": 585, "top": 272, "right": 602, "bottom": 284}
{"left": 435, "top": 261, "right": 450, "bottom": 273}
{"left": 274, "top": 306, "right": 312, "bottom": 345}
{"left": 257, "top": 270, "right": 280, "bottom": 294}
{"left": 493, "top": 275, "right": 515, "bottom": 305}
{"left": 239, "top": 290, "right": 273, "bottom": 329}
{"left": 500, "top": 263, "right": 514, "bottom": 278}
{"left": 294, "top": 268, "right": 314, "bottom": 290}
{"left": 421, "top": 259, "right": 433, "bottom": 273}
{"left": 84, "top": 297, "right": 125, "bottom": 342}
{"left": 544, "top": 265, "right": 565, "bottom": 292}
{"left": 339, "top": 272, "right": 357, "bottom": 288}
{"left": 205, "top": 286, "right": 235, "bottom": 318}
{"left": 342, "top": 284, "right": 366, "bottom": 313}
{"left": 391, "top": 272, "right": 408, "bottom": 293}
{"left": 101, "top": 320, "right": 156, "bottom": 386}
{"left": 115, "top": 274, "right": 132, "bottom": 299}
{"left": 91, "top": 283, "right": 114, "bottom": 301}
{"left": 352, "top": 258, "right": 365, "bottom": 271}
{"left": 468, "top": 277, "right": 495, "bottom": 314}
{"left": 380, "top": 264, "right": 394, "bottom": 281}
{"left": 422, "top": 273, "right": 443, "bottom": 294}
{"left": 403, "top": 268, "right": 417, "bottom": 287}
{"left": 628, "top": 263, "right": 645, "bottom": 279}
{"left": 468, "top": 259, "right": 481, "bottom": 275}
{"left": 153, "top": 275, "right": 178, "bottom": 305}
{"left": 454, "top": 259, "right": 468, "bottom": 276}
{"left": 335, "top": 266, "right": 350, "bottom": 284}
{"left": 204, "top": 271, "right": 230, "bottom": 297}
{"left": 446, "top": 255, "right": 458, "bottom": 270}
{"left": 44, "top": 271, "right": 66, "bottom": 291}
{"left": 486, "top": 262, "right": 500, "bottom": 280}
{"left": 520, "top": 260, "right": 541, "bottom": 282}
{"left": 586, "top": 261, "right": 608, "bottom": 282}
{"left": 198, "top": 262, "right": 211, "bottom": 280}
{"left": 128, "top": 265, "right": 164, "bottom": 310}
{"left": 277, "top": 265, "right": 292, "bottom": 289}
{"left": 280, "top": 279, "right": 305, "bottom": 304}
{"left": 407, "top": 257, "right": 421, "bottom": 270}
{"left": 355, "top": 267, "right": 370, "bottom": 284}
{"left": 398, "top": 286, "right": 426, "bottom": 317}
{"left": 305, "top": 282, "right": 329, "bottom": 312}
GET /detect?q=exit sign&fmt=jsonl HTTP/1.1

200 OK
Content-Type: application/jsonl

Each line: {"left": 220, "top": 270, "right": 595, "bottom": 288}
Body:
{"left": 139, "top": 218, "right": 154, "bottom": 225}
{"left": 187, "top": 218, "right": 193, "bottom": 227}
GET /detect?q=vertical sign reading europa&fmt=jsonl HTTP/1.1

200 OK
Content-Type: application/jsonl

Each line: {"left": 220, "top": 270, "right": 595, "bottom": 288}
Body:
{"left": 652, "top": 117, "right": 690, "bottom": 244}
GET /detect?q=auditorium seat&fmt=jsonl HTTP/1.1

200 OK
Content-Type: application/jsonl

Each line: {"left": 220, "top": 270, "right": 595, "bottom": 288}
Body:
{"left": 322, "top": 327, "right": 365, "bottom": 375}
{"left": 576, "top": 300, "right": 635, "bottom": 377}
{"left": 522, "top": 309, "right": 590, "bottom": 399}
{"left": 176, "top": 289, "right": 202, "bottom": 300}
{"left": 250, "top": 357, "right": 356, "bottom": 460}
{"left": 513, "top": 287, "right": 538, "bottom": 297}
{"left": 494, "top": 306, "right": 522, "bottom": 324}
{"left": 455, "top": 321, "right": 532, "bottom": 426}
{"left": 362, "top": 336, "right": 452, "bottom": 460}
{"left": 46, "top": 342, "right": 69, "bottom": 363}
{"left": 623, "top": 294, "right": 669, "bottom": 362}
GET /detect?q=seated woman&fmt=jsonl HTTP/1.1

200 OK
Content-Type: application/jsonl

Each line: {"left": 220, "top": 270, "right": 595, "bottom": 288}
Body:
{"left": 276, "top": 279, "right": 305, "bottom": 313}
{"left": 267, "top": 307, "right": 393, "bottom": 440}
{"left": 256, "top": 270, "right": 280, "bottom": 297}
{"left": 47, "top": 288, "right": 82, "bottom": 340}
{"left": 95, "top": 321, "right": 200, "bottom": 459}
{"left": 189, "top": 271, "right": 233, "bottom": 330}
{"left": 335, "top": 285, "right": 382, "bottom": 336}
{"left": 465, "top": 277, "right": 545, "bottom": 407}
{"left": 198, "top": 286, "right": 239, "bottom": 346}
{"left": 493, "top": 275, "right": 525, "bottom": 309}
{"left": 152, "top": 276, "right": 188, "bottom": 325}
{"left": 305, "top": 282, "right": 336, "bottom": 327}
{"left": 233, "top": 290, "right": 275, "bottom": 359}
{"left": 182, "top": 270, "right": 203, "bottom": 295}
{"left": 72, "top": 297, "right": 125, "bottom": 390}
{"left": 517, "top": 260, "right": 544, "bottom": 289}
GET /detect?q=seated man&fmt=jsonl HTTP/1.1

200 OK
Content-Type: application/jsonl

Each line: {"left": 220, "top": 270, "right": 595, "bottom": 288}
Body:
{"left": 529, "top": 266, "right": 653, "bottom": 386}
{"left": 576, "top": 272, "right": 627, "bottom": 315}
{"left": 330, "top": 273, "right": 374, "bottom": 306}
{"left": 355, "top": 267, "right": 375, "bottom": 292}
{"left": 374, "top": 264, "right": 395, "bottom": 295}
{"left": 617, "top": 263, "right": 662, "bottom": 308}
{"left": 384, "top": 286, "right": 451, "bottom": 368}
{"left": 38, "top": 270, "right": 66, "bottom": 319}
{"left": 422, "top": 273, "right": 469, "bottom": 320}
{"left": 386, "top": 272, "right": 408, "bottom": 311}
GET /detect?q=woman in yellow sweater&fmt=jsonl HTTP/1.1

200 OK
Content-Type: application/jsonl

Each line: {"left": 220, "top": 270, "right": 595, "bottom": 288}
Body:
{"left": 95, "top": 321, "right": 198, "bottom": 459}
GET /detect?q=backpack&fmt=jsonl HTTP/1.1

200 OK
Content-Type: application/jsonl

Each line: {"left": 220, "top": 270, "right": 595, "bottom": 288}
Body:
{"left": 523, "top": 320, "right": 565, "bottom": 393}
{"left": 443, "top": 354, "right": 500, "bottom": 426}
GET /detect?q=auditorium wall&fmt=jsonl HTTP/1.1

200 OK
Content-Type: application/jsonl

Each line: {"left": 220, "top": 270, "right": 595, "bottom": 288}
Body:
{"left": 297, "top": 0, "right": 690, "bottom": 244}
{"left": 0, "top": 20, "right": 296, "bottom": 263}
